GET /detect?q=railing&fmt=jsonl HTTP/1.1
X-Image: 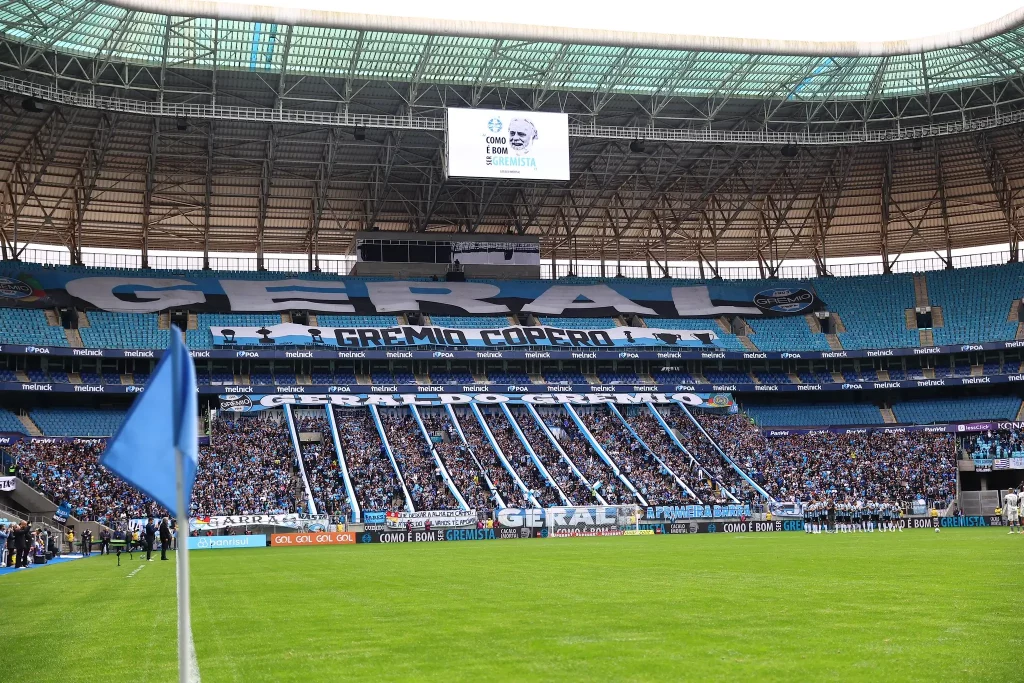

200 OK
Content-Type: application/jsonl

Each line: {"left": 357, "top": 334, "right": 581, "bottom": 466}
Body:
{"left": 9, "top": 245, "right": 1019, "bottom": 282}
{"left": 5, "top": 73, "right": 1024, "bottom": 145}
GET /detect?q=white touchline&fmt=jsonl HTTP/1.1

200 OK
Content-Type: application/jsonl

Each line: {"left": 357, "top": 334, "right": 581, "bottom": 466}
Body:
{"left": 126, "top": 565, "right": 145, "bottom": 579}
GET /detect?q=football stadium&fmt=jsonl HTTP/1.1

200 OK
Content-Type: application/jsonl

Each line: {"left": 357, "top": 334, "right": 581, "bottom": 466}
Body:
{"left": 1, "top": 0, "right": 1024, "bottom": 680}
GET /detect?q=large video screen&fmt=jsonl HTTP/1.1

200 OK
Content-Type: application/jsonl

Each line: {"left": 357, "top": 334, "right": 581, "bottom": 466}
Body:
{"left": 445, "top": 107, "right": 570, "bottom": 181}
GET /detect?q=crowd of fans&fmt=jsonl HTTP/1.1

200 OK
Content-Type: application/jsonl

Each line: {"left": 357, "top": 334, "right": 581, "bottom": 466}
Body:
{"left": 333, "top": 408, "right": 407, "bottom": 511}
{"left": 577, "top": 407, "right": 687, "bottom": 505}
{"left": 190, "top": 418, "right": 300, "bottom": 516}
{"left": 420, "top": 411, "right": 496, "bottom": 511}
{"left": 541, "top": 409, "right": 637, "bottom": 505}
{"left": 963, "top": 427, "right": 1024, "bottom": 459}
{"left": 718, "top": 414, "right": 959, "bottom": 505}
{"left": 663, "top": 409, "right": 752, "bottom": 503}
{"left": 626, "top": 409, "right": 720, "bottom": 503}
{"left": 484, "top": 409, "right": 562, "bottom": 507}
{"left": 296, "top": 415, "right": 351, "bottom": 519}
{"left": 510, "top": 407, "right": 594, "bottom": 505}
{"left": 13, "top": 440, "right": 155, "bottom": 523}
{"left": 379, "top": 411, "right": 459, "bottom": 510}
{"left": 450, "top": 408, "right": 528, "bottom": 508}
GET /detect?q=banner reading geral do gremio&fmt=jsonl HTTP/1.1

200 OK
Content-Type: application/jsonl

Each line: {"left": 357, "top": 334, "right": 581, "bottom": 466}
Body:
{"left": 0, "top": 264, "right": 821, "bottom": 318}
{"left": 217, "top": 391, "right": 735, "bottom": 412}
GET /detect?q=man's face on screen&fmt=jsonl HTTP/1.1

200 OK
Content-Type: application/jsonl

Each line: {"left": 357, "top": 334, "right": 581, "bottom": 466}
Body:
{"left": 508, "top": 119, "right": 537, "bottom": 153}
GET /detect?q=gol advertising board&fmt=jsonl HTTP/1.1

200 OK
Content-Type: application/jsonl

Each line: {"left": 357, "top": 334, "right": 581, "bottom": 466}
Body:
{"left": 269, "top": 532, "right": 356, "bottom": 547}
{"left": 446, "top": 108, "right": 570, "bottom": 181}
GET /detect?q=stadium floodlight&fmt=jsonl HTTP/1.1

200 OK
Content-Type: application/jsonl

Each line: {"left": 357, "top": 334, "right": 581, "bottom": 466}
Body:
{"left": 781, "top": 144, "right": 799, "bottom": 157}
{"left": 20, "top": 97, "right": 40, "bottom": 112}
{"left": 354, "top": 126, "right": 366, "bottom": 140}
{"left": 629, "top": 139, "right": 646, "bottom": 153}
{"left": 176, "top": 116, "right": 189, "bottom": 131}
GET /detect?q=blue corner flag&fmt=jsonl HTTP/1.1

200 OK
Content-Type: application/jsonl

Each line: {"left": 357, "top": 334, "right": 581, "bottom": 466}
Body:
{"left": 100, "top": 325, "right": 198, "bottom": 518}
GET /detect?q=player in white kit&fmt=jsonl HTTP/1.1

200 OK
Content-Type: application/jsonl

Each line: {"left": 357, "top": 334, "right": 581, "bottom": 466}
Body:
{"left": 1004, "top": 488, "right": 1020, "bottom": 534}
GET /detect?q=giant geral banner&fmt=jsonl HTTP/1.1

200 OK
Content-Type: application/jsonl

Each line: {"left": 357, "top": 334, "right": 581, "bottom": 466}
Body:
{"left": 211, "top": 323, "right": 717, "bottom": 349}
{"left": 445, "top": 107, "right": 570, "bottom": 180}
{"left": 0, "top": 264, "right": 821, "bottom": 317}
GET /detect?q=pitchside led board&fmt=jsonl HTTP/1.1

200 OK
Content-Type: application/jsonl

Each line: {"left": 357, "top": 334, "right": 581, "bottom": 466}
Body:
{"left": 445, "top": 108, "right": 571, "bottom": 181}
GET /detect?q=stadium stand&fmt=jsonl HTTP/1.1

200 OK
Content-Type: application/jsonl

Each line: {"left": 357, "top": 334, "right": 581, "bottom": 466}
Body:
{"left": 966, "top": 428, "right": 1024, "bottom": 459}
{"left": 653, "top": 318, "right": 746, "bottom": 351}
{"left": 332, "top": 408, "right": 405, "bottom": 512}
{"left": 812, "top": 274, "right": 918, "bottom": 349}
{"left": 0, "top": 407, "right": 26, "bottom": 433}
{"left": 80, "top": 312, "right": 169, "bottom": 349}
{"left": 719, "top": 416, "right": 958, "bottom": 505}
{"left": 316, "top": 314, "right": 401, "bottom": 327}
{"left": 379, "top": 410, "right": 460, "bottom": 510}
{"left": 742, "top": 403, "right": 884, "bottom": 426}
{"left": 662, "top": 408, "right": 751, "bottom": 502}
{"left": 510, "top": 406, "right": 593, "bottom": 505}
{"left": 927, "top": 263, "right": 1024, "bottom": 345}
{"left": 576, "top": 406, "right": 684, "bottom": 504}
{"left": 623, "top": 408, "right": 717, "bottom": 503}
{"left": 545, "top": 408, "right": 638, "bottom": 505}
{"left": 890, "top": 396, "right": 1022, "bottom": 424}
{"left": 29, "top": 408, "right": 127, "bottom": 436}
{"left": 747, "top": 317, "right": 831, "bottom": 352}
{"left": 451, "top": 407, "right": 529, "bottom": 508}
{"left": 430, "top": 316, "right": 511, "bottom": 328}
{"left": 186, "top": 313, "right": 283, "bottom": 349}
{"left": 296, "top": 415, "right": 351, "bottom": 518}
{"left": 420, "top": 410, "right": 496, "bottom": 511}
{"left": 539, "top": 317, "right": 618, "bottom": 329}
{"left": 0, "top": 308, "right": 68, "bottom": 346}
{"left": 481, "top": 409, "right": 561, "bottom": 507}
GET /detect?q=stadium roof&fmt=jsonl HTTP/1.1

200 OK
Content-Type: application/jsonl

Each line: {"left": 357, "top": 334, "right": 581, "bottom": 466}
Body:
{"left": 2, "top": 1, "right": 1024, "bottom": 273}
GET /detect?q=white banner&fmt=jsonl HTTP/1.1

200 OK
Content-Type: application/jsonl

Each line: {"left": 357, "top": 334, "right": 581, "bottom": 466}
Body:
{"left": 189, "top": 513, "right": 329, "bottom": 532}
{"left": 386, "top": 509, "right": 478, "bottom": 529}
{"left": 210, "top": 323, "right": 717, "bottom": 349}
{"left": 0, "top": 476, "right": 15, "bottom": 492}
{"left": 446, "top": 107, "right": 570, "bottom": 181}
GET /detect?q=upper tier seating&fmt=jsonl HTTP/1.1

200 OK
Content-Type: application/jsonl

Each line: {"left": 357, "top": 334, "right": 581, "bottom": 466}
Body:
{"left": 743, "top": 403, "right": 884, "bottom": 426}
{"left": 811, "top": 273, "right": 918, "bottom": 349}
{"left": 29, "top": 407, "right": 127, "bottom": 436}
{"left": 0, "top": 407, "right": 26, "bottom": 433}
{"left": 316, "top": 314, "right": 401, "bottom": 327}
{"left": 80, "top": 312, "right": 170, "bottom": 349}
{"left": 187, "top": 313, "right": 282, "bottom": 349}
{"left": 651, "top": 318, "right": 746, "bottom": 351}
{"left": 430, "top": 316, "right": 511, "bottom": 328}
{"left": 747, "top": 317, "right": 831, "bottom": 352}
{"left": 927, "top": 263, "right": 1024, "bottom": 345}
{"left": 539, "top": 317, "right": 618, "bottom": 329}
{"left": 891, "top": 396, "right": 1022, "bottom": 424}
{"left": 0, "top": 308, "right": 68, "bottom": 346}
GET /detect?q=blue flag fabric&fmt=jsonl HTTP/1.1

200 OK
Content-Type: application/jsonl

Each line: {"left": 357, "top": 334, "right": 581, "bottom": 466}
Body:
{"left": 100, "top": 325, "right": 198, "bottom": 518}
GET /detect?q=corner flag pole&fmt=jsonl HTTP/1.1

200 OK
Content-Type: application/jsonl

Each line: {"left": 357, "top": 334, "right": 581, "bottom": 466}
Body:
{"left": 171, "top": 333, "right": 195, "bottom": 683}
{"left": 176, "top": 447, "right": 194, "bottom": 683}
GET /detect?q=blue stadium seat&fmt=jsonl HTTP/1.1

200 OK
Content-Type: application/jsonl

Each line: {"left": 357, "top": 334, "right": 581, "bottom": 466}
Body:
{"left": 812, "top": 274, "right": 918, "bottom": 349}
{"left": 0, "top": 407, "right": 26, "bottom": 433}
{"left": 430, "top": 316, "right": 511, "bottom": 328}
{"left": 30, "top": 408, "right": 127, "bottom": 436}
{"left": 927, "top": 263, "right": 1024, "bottom": 345}
{"left": 538, "top": 317, "right": 618, "bottom": 330}
{"left": 652, "top": 318, "right": 746, "bottom": 351}
{"left": 316, "top": 314, "right": 401, "bottom": 327}
{"left": 891, "top": 396, "right": 1022, "bottom": 424}
{"left": 80, "top": 312, "right": 170, "bottom": 349}
{"left": 0, "top": 308, "right": 68, "bottom": 346}
{"left": 747, "top": 317, "right": 831, "bottom": 351}
{"left": 743, "top": 403, "right": 884, "bottom": 426}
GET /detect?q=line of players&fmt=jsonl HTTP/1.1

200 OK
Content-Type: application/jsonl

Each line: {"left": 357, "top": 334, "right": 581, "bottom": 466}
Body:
{"left": 802, "top": 500, "right": 904, "bottom": 533}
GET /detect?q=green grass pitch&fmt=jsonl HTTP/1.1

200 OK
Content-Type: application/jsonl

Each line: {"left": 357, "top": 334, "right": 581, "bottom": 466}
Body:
{"left": 4, "top": 528, "right": 1022, "bottom": 681}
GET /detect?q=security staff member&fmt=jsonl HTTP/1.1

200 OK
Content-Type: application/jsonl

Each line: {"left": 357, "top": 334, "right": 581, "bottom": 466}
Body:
{"left": 99, "top": 528, "right": 111, "bottom": 555}
{"left": 144, "top": 516, "right": 156, "bottom": 562}
{"left": 159, "top": 517, "right": 171, "bottom": 561}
